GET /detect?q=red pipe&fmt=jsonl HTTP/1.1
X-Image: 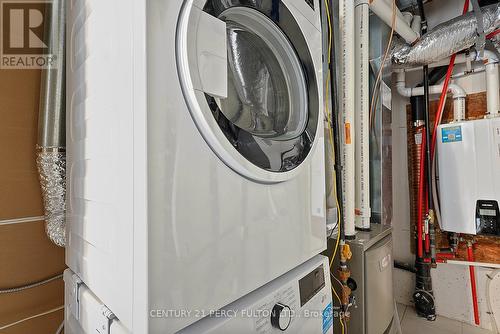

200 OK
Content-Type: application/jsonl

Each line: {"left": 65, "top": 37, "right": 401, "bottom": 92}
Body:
{"left": 436, "top": 252, "right": 455, "bottom": 259}
{"left": 417, "top": 127, "right": 426, "bottom": 258}
{"left": 487, "top": 29, "right": 500, "bottom": 39}
{"left": 467, "top": 244, "right": 480, "bottom": 326}
{"left": 423, "top": 258, "right": 446, "bottom": 264}
{"left": 430, "top": 0, "right": 470, "bottom": 160}
{"left": 418, "top": 0, "right": 469, "bottom": 264}
{"left": 431, "top": 56, "right": 457, "bottom": 158}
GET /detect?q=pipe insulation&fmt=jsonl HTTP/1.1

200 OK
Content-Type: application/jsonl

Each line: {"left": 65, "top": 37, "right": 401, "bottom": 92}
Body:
{"left": 355, "top": 0, "right": 371, "bottom": 230}
{"left": 37, "top": 0, "right": 66, "bottom": 247}
{"left": 393, "top": 3, "right": 500, "bottom": 67}
{"left": 339, "top": 0, "right": 356, "bottom": 238}
{"left": 369, "top": 0, "right": 419, "bottom": 44}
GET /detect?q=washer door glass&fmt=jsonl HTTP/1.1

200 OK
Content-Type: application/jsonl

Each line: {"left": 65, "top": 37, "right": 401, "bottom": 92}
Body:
{"left": 177, "top": 1, "right": 320, "bottom": 178}
{"left": 215, "top": 7, "right": 308, "bottom": 141}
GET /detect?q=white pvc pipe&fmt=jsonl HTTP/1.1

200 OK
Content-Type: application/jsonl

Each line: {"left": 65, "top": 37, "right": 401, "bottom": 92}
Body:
{"left": 355, "top": 0, "right": 371, "bottom": 230}
{"left": 486, "top": 62, "right": 500, "bottom": 116}
{"left": 402, "top": 11, "right": 413, "bottom": 25}
{"left": 396, "top": 71, "right": 466, "bottom": 121}
{"left": 446, "top": 260, "right": 500, "bottom": 270}
{"left": 340, "top": 0, "right": 356, "bottom": 238}
{"left": 369, "top": 0, "right": 419, "bottom": 44}
{"left": 435, "top": 51, "right": 498, "bottom": 119}
{"left": 411, "top": 15, "right": 422, "bottom": 35}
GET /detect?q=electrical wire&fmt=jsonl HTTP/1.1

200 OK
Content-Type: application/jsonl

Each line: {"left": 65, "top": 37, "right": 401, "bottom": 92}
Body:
{"left": 427, "top": 0, "right": 470, "bottom": 239}
{"left": 324, "top": 0, "right": 341, "bottom": 269}
{"left": 323, "top": 0, "right": 342, "bottom": 266}
{"left": 0, "top": 273, "right": 63, "bottom": 294}
{"left": 331, "top": 284, "right": 345, "bottom": 334}
{"left": 369, "top": 0, "right": 397, "bottom": 129}
{"left": 487, "top": 29, "right": 500, "bottom": 39}
{"left": 430, "top": 0, "right": 469, "bottom": 160}
{"left": 55, "top": 320, "right": 64, "bottom": 334}
{"left": 0, "top": 306, "right": 64, "bottom": 331}
{"left": 323, "top": 2, "right": 344, "bottom": 333}
{"left": 330, "top": 272, "right": 344, "bottom": 289}
{"left": 329, "top": 273, "right": 346, "bottom": 334}
{"left": 323, "top": 0, "right": 342, "bottom": 247}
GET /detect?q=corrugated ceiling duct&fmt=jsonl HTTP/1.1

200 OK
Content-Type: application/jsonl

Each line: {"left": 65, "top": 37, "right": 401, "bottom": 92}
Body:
{"left": 392, "top": 3, "right": 500, "bottom": 67}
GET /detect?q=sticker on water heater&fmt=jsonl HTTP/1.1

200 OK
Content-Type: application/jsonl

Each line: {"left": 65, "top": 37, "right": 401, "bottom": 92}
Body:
{"left": 441, "top": 126, "right": 463, "bottom": 143}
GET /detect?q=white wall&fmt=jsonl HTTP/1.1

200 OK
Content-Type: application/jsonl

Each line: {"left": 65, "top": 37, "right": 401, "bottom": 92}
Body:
{"left": 390, "top": 0, "right": 500, "bottom": 330}
{"left": 432, "top": 265, "right": 500, "bottom": 331}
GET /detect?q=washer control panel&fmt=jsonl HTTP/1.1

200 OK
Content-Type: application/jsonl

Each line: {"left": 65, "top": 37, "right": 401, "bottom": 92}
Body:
{"left": 177, "top": 256, "right": 333, "bottom": 334}
{"left": 271, "top": 303, "right": 292, "bottom": 331}
{"left": 254, "top": 285, "right": 298, "bottom": 333}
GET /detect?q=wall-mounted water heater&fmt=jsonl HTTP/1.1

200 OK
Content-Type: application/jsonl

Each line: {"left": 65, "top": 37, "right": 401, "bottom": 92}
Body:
{"left": 437, "top": 118, "right": 500, "bottom": 236}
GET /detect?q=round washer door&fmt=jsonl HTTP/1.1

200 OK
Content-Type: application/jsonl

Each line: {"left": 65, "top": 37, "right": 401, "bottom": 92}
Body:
{"left": 176, "top": 0, "right": 320, "bottom": 183}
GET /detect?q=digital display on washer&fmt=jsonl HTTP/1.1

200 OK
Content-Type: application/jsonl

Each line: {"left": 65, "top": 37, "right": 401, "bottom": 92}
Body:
{"left": 299, "top": 264, "right": 325, "bottom": 306}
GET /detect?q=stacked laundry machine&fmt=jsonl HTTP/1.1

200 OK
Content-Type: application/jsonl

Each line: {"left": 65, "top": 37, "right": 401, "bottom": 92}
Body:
{"left": 64, "top": 0, "right": 331, "bottom": 333}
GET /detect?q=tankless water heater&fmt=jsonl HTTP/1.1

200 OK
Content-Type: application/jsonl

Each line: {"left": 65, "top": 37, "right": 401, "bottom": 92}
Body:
{"left": 437, "top": 118, "right": 500, "bottom": 236}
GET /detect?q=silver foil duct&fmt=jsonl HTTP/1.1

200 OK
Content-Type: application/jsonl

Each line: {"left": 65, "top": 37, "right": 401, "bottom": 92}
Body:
{"left": 392, "top": 3, "right": 500, "bottom": 67}
{"left": 36, "top": 149, "right": 66, "bottom": 247}
{"left": 37, "top": 0, "right": 66, "bottom": 246}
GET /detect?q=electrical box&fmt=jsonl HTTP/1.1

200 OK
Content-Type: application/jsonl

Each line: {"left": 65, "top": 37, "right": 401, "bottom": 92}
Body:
{"left": 437, "top": 118, "right": 500, "bottom": 236}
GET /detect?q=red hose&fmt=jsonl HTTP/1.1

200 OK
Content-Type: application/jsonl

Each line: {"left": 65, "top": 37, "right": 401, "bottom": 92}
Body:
{"left": 417, "top": 127, "right": 426, "bottom": 258}
{"left": 467, "top": 244, "right": 480, "bottom": 326}
{"left": 431, "top": 54, "right": 457, "bottom": 158}
{"left": 487, "top": 29, "right": 500, "bottom": 39}
{"left": 430, "top": 0, "right": 470, "bottom": 159}
{"left": 423, "top": 258, "right": 446, "bottom": 264}
{"left": 436, "top": 252, "right": 455, "bottom": 259}
{"left": 418, "top": 0, "right": 469, "bottom": 262}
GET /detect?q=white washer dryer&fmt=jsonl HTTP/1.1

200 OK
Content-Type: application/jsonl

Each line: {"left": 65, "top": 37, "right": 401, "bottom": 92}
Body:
{"left": 66, "top": 0, "right": 326, "bottom": 333}
{"left": 64, "top": 256, "right": 333, "bottom": 334}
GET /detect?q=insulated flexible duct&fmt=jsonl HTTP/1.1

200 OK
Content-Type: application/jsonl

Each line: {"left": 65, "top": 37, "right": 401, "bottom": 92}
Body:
{"left": 393, "top": 3, "right": 500, "bottom": 66}
{"left": 37, "top": 0, "right": 66, "bottom": 247}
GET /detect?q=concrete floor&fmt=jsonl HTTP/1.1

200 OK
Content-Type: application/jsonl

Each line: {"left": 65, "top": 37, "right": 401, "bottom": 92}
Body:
{"left": 397, "top": 304, "right": 494, "bottom": 334}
